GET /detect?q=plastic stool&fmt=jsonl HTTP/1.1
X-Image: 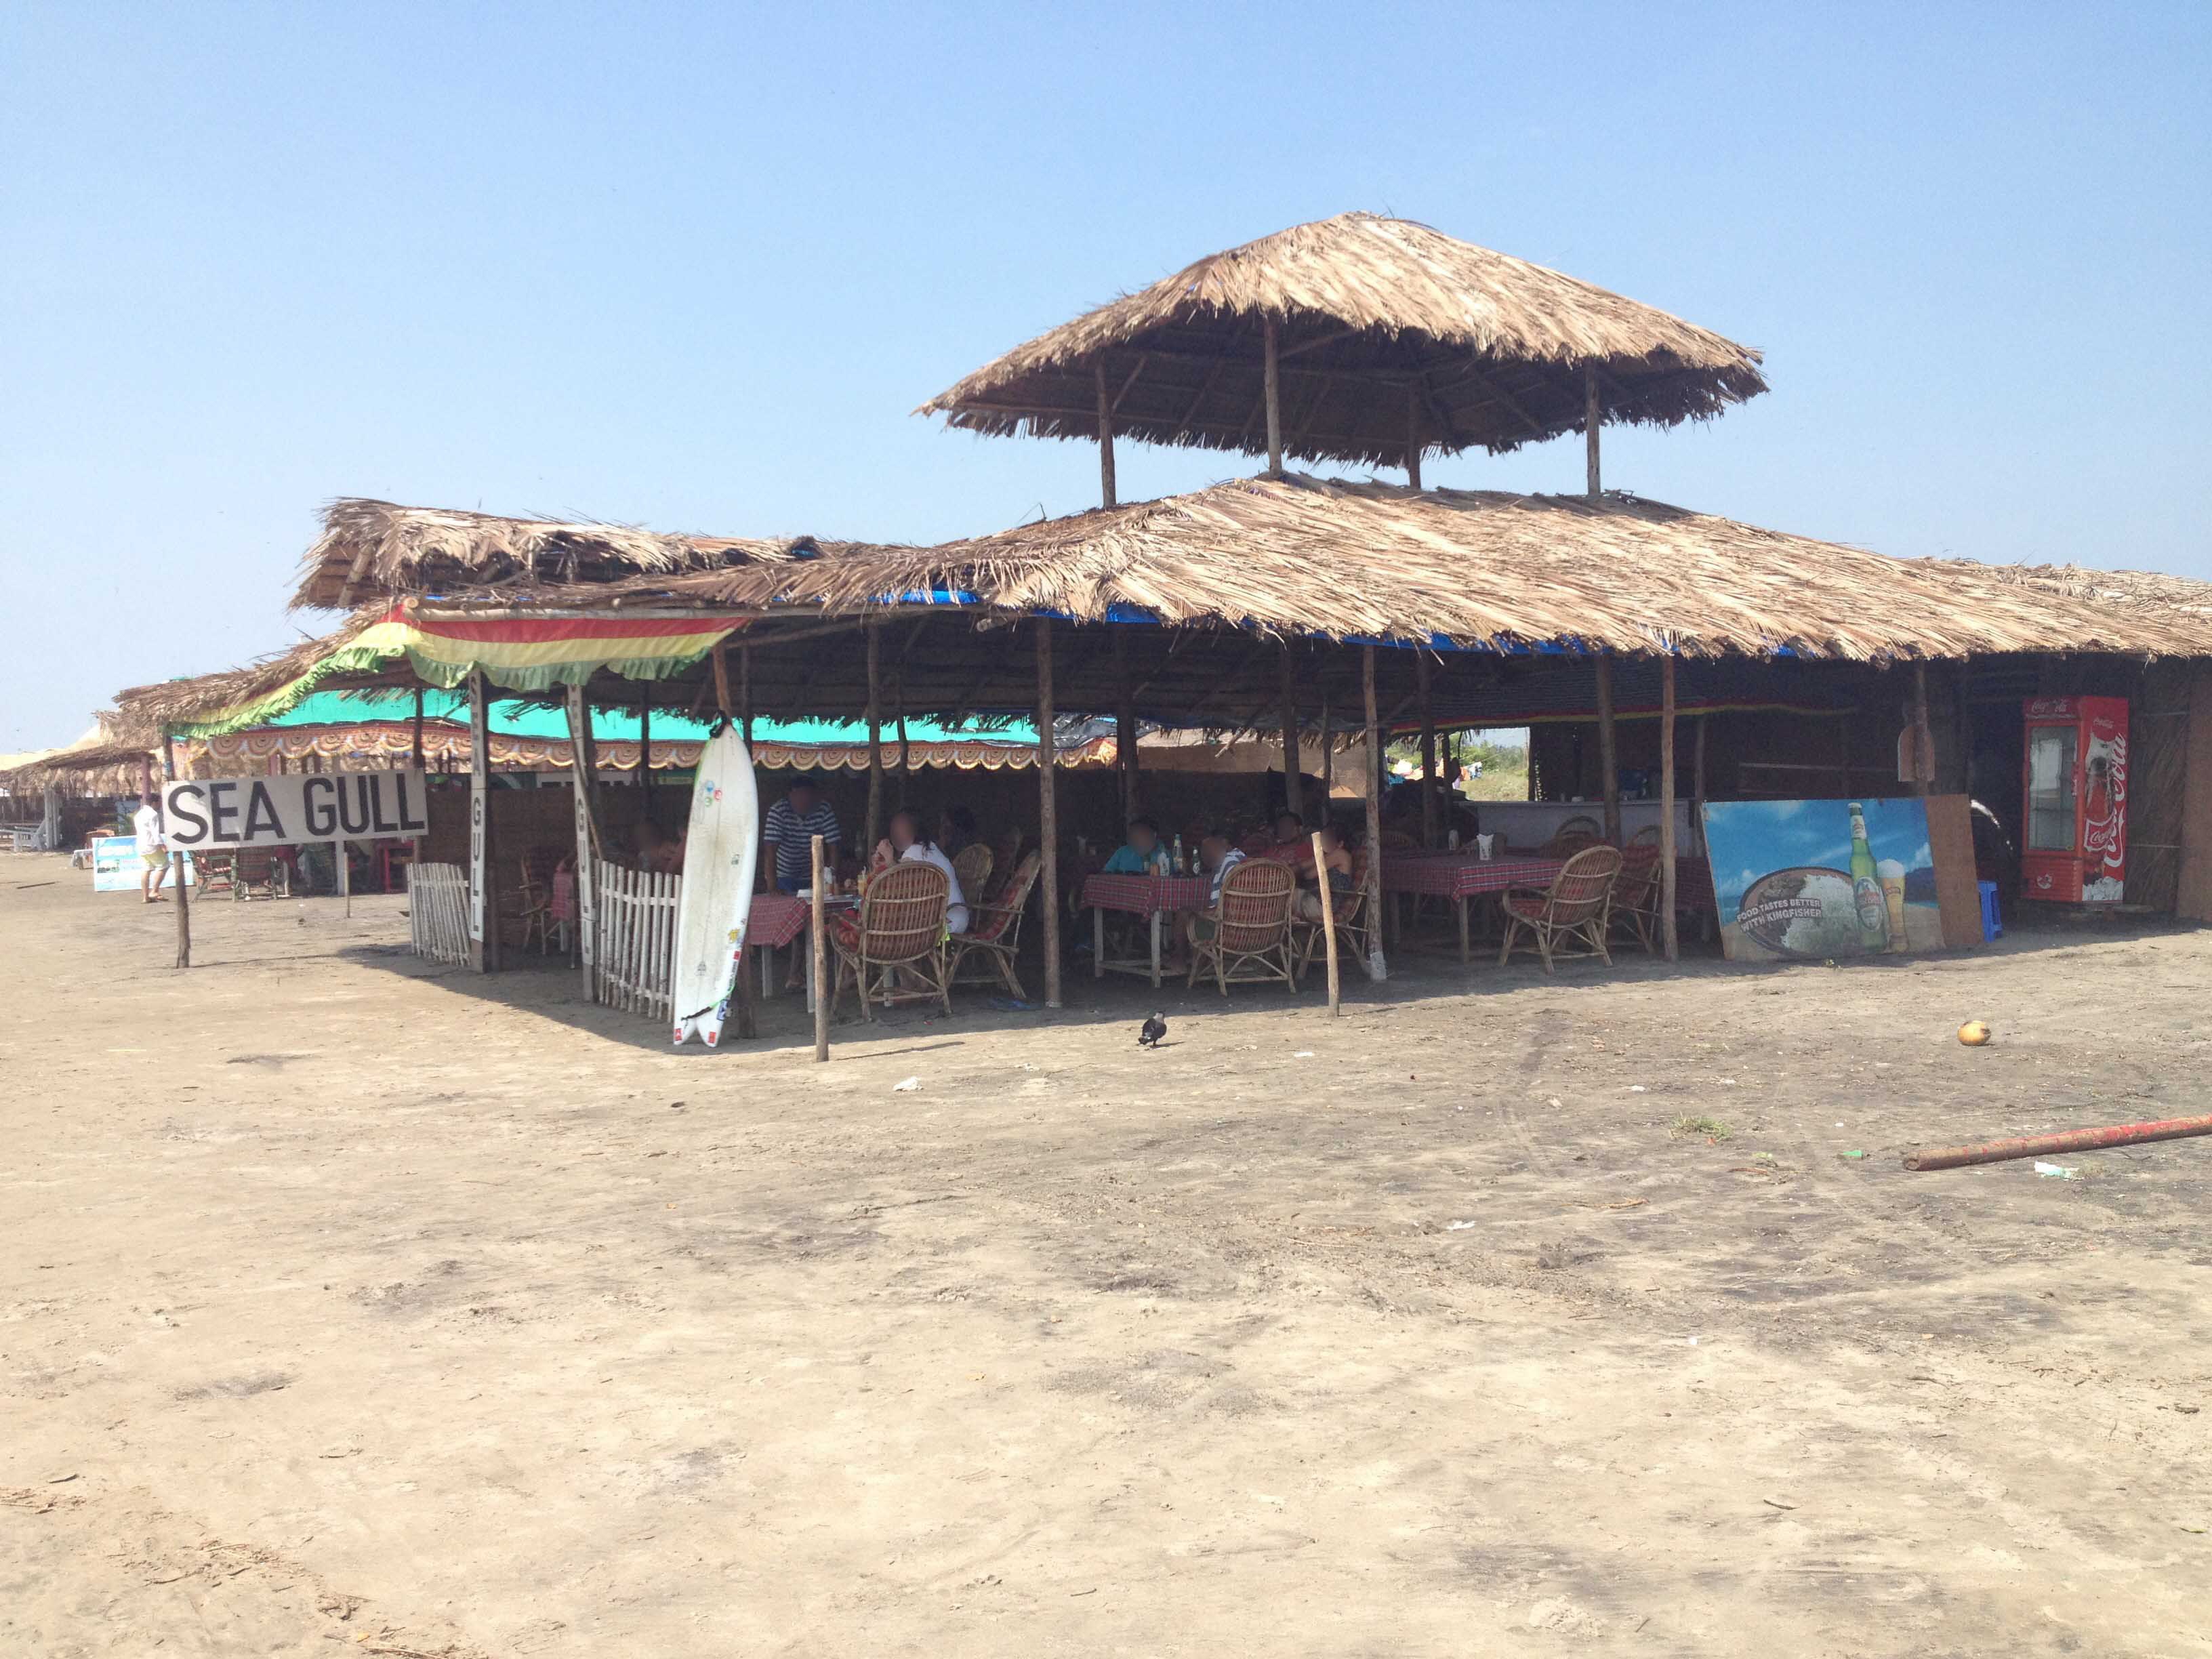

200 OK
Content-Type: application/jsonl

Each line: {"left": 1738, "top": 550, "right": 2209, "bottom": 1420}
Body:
{"left": 1978, "top": 880, "right": 2002, "bottom": 941}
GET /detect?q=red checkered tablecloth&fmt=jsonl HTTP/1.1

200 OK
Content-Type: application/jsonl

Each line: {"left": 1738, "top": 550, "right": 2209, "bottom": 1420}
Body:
{"left": 1082, "top": 873, "right": 1210, "bottom": 915}
{"left": 1382, "top": 855, "right": 1564, "bottom": 900}
{"left": 746, "top": 892, "right": 811, "bottom": 949}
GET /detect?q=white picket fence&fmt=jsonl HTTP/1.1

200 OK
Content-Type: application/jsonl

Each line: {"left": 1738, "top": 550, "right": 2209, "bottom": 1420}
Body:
{"left": 408, "top": 862, "right": 472, "bottom": 965}
{"left": 594, "top": 859, "right": 680, "bottom": 1019}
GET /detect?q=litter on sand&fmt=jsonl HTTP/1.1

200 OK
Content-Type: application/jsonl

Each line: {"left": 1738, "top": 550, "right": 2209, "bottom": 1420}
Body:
{"left": 1292, "top": 1050, "right": 1315, "bottom": 1059}
{"left": 892, "top": 1077, "right": 920, "bottom": 1092}
{"left": 1447, "top": 1220, "right": 1479, "bottom": 1231}
{"left": 2033, "top": 1161, "right": 2078, "bottom": 1179}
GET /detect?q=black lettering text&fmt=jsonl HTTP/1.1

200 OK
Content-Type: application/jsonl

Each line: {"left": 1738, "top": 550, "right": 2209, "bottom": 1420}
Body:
{"left": 302, "top": 776, "right": 336, "bottom": 837}
{"left": 165, "top": 785, "right": 209, "bottom": 845}
{"left": 209, "top": 781, "right": 241, "bottom": 843}
{"left": 243, "top": 783, "right": 284, "bottom": 843}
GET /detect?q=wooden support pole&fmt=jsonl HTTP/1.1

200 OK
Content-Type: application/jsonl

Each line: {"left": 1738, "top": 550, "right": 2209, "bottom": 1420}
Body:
{"left": 1095, "top": 361, "right": 1118, "bottom": 509}
{"left": 638, "top": 691, "right": 652, "bottom": 809}
{"left": 896, "top": 672, "right": 911, "bottom": 777}
{"left": 1594, "top": 655, "right": 1620, "bottom": 845}
{"left": 1279, "top": 641, "right": 1303, "bottom": 821}
{"left": 1692, "top": 712, "right": 1709, "bottom": 854}
{"left": 1406, "top": 383, "right": 1423, "bottom": 492}
{"left": 411, "top": 687, "right": 426, "bottom": 771}
{"left": 739, "top": 646, "right": 754, "bottom": 746}
{"left": 1312, "top": 829, "right": 1340, "bottom": 1016}
{"left": 1912, "top": 661, "right": 1933, "bottom": 797}
{"left": 863, "top": 620, "right": 884, "bottom": 851}
{"left": 712, "top": 641, "right": 733, "bottom": 720}
{"left": 810, "top": 833, "right": 829, "bottom": 1063}
{"left": 1416, "top": 652, "right": 1439, "bottom": 848}
{"left": 1660, "top": 655, "right": 1679, "bottom": 962}
{"left": 1361, "top": 645, "right": 1388, "bottom": 982}
{"left": 467, "top": 669, "right": 499, "bottom": 972}
{"left": 1321, "top": 697, "right": 1333, "bottom": 802}
{"left": 163, "top": 733, "right": 190, "bottom": 968}
{"left": 1115, "top": 630, "right": 1140, "bottom": 821}
{"left": 565, "top": 681, "right": 600, "bottom": 996}
{"left": 1263, "top": 314, "right": 1284, "bottom": 478}
{"left": 1035, "top": 619, "right": 1062, "bottom": 1008}
{"left": 1584, "top": 364, "right": 1602, "bottom": 498}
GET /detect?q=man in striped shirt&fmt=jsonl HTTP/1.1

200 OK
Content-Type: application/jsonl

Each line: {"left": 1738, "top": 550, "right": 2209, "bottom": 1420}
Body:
{"left": 762, "top": 777, "right": 842, "bottom": 893}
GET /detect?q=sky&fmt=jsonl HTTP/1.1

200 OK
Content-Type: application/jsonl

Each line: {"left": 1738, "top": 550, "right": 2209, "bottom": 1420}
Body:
{"left": 4, "top": 3, "right": 2209, "bottom": 749}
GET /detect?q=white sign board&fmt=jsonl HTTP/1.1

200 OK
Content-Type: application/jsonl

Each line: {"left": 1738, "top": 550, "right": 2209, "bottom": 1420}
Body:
{"left": 162, "top": 772, "right": 429, "bottom": 851}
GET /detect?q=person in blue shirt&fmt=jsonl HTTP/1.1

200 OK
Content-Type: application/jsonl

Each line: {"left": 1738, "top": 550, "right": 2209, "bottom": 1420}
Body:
{"left": 1099, "top": 817, "right": 1168, "bottom": 875}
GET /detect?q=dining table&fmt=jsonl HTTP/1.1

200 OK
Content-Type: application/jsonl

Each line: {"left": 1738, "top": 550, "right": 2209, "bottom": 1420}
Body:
{"left": 1081, "top": 871, "right": 1210, "bottom": 987}
{"left": 1382, "top": 853, "right": 1566, "bottom": 963}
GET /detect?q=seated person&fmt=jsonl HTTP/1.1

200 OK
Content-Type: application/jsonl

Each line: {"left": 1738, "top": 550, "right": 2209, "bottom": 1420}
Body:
{"left": 1169, "top": 832, "right": 1247, "bottom": 968}
{"left": 1292, "top": 821, "right": 1355, "bottom": 921}
{"left": 1100, "top": 816, "right": 1169, "bottom": 875}
{"left": 1265, "top": 810, "right": 1317, "bottom": 871}
{"left": 936, "top": 804, "right": 978, "bottom": 857}
{"left": 867, "top": 808, "right": 968, "bottom": 933}
{"left": 633, "top": 818, "right": 687, "bottom": 874}
{"left": 762, "top": 776, "right": 841, "bottom": 894}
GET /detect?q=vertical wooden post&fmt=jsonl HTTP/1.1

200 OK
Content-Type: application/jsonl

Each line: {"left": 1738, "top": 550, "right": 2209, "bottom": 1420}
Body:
{"left": 1416, "top": 653, "right": 1439, "bottom": 847}
{"left": 1095, "top": 361, "right": 1118, "bottom": 509}
{"left": 339, "top": 830, "right": 351, "bottom": 918}
{"left": 161, "top": 736, "right": 189, "bottom": 968}
{"left": 1311, "top": 829, "right": 1340, "bottom": 1015}
{"left": 1594, "top": 655, "right": 1620, "bottom": 844}
{"left": 1584, "top": 364, "right": 1602, "bottom": 498}
{"left": 411, "top": 687, "right": 426, "bottom": 772}
{"left": 1361, "top": 645, "right": 1387, "bottom": 982}
{"left": 1278, "top": 640, "right": 1303, "bottom": 821}
{"left": 1912, "top": 661, "right": 1933, "bottom": 797}
{"left": 1321, "top": 697, "right": 1333, "bottom": 802}
{"left": 1035, "top": 619, "right": 1062, "bottom": 1008}
{"left": 897, "top": 674, "right": 911, "bottom": 777}
{"left": 1406, "top": 384, "right": 1423, "bottom": 492}
{"left": 565, "top": 681, "right": 600, "bottom": 996}
{"left": 1263, "top": 314, "right": 1284, "bottom": 478}
{"left": 1660, "top": 655, "right": 1679, "bottom": 962}
{"left": 863, "top": 620, "right": 884, "bottom": 851}
{"left": 810, "top": 833, "right": 828, "bottom": 1062}
{"left": 1115, "top": 630, "right": 1140, "bottom": 821}
{"left": 738, "top": 645, "right": 753, "bottom": 746}
{"left": 638, "top": 691, "right": 652, "bottom": 818}
{"left": 467, "top": 669, "right": 499, "bottom": 972}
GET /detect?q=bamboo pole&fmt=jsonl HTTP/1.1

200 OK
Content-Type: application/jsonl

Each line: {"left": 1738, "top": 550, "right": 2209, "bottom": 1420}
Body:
{"left": 565, "top": 681, "right": 600, "bottom": 996}
{"left": 1321, "top": 697, "right": 1332, "bottom": 800}
{"left": 1096, "top": 361, "right": 1118, "bottom": 509}
{"left": 1115, "top": 630, "right": 1140, "bottom": 820}
{"left": 1416, "top": 653, "right": 1439, "bottom": 847}
{"left": 1905, "top": 1113, "right": 2212, "bottom": 1172}
{"left": 1263, "top": 314, "right": 1284, "bottom": 478}
{"left": 1584, "top": 364, "right": 1602, "bottom": 497}
{"left": 1660, "top": 655, "right": 1679, "bottom": 962}
{"left": 1311, "top": 829, "right": 1340, "bottom": 1015}
{"left": 161, "top": 737, "right": 190, "bottom": 968}
{"left": 1361, "top": 646, "right": 1387, "bottom": 982}
{"left": 738, "top": 645, "right": 753, "bottom": 746}
{"left": 638, "top": 691, "right": 652, "bottom": 812}
{"left": 1406, "top": 384, "right": 1422, "bottom": 491}
{"left": 1036, "top": 619, "right": 1062, "bottom": 1008}
{"left": 863, "top": 620, "right": 884, "bottom": 851}
{"left": 1279, "top": 641, "right": 1303, "bottom": 821}
{"left": 467, "top": 669, "right": 498, "bottom": 972}
{"left": 810, "top": 833, "right": 828, "bottom": 1062}
{"left": 411, "top": 687, "right": 426, "bottom": 771}
{"left": 1595, "top": 655, "right": 1620, "bottom": 845}
{"left": 712, "top": 642, "right": 733, "bottom": 719}
{"left": 1693, "top": 712, "right": 1709, "bottom": 854}
{"left": 1912, "top": 661, "right": 1933, "bottom": 797}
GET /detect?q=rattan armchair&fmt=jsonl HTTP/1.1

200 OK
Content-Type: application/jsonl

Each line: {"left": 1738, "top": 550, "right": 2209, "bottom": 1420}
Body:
{"left": 949, "top": 851, "right": 1042, "bottom": 1000}
{"left": 951, "top": 842, "right": 995, "bottom": 909}
{"left": 1187, "top": 857, "right": 1298, "bottom": 996}
{"left": 1498, "top": 845, "right": 1623, "bottom": 972}
{"left": 831, "top": 861, "right": 953, "bottom": 1019}
{"left": 1292, "top": 849, "right": 1372, "bottom": 981}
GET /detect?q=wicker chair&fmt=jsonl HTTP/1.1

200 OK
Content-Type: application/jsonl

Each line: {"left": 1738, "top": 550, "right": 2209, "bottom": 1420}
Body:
{"left": 1540, "top": 825, "right": 1606, "bottom": 859}
{"left": 831, "top": 861, "right": 953, "bottom": 1019}
{"left": 1187, "top": 857, "right": 1298, "bottom": 996}
{"left": 192, "top": 851, "right": 237, "bottom": 898}
{"left": 515, "top": 846, "right": 564, "bottom": 954}
{"left": 1292, "top": 849, "right": 1372, "bottom": 981}
{"left": 949, "top": 851, "right": 1042, "bottom": 1000}
{"left": 1609, "top": 844, "right": 1664, "bottom": 955}
{"left": 951, "top": 842, "right": 995, "bottom": 909}
{"left": 1498, "top": 845, "right": 1624, "bottom": 972}
{"left": 233, "top": 848, "right": 292, "bottom": 901}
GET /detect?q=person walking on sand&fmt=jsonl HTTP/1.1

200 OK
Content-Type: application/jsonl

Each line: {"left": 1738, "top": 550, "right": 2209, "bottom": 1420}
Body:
{"left": 134, "top": 793, "right": 170, "bottom": 903}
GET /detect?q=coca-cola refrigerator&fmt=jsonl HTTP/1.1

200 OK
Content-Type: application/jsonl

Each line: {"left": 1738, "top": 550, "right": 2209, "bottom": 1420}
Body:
{"left": 2020, "top": 695, "right": 2127, "bottom": 903}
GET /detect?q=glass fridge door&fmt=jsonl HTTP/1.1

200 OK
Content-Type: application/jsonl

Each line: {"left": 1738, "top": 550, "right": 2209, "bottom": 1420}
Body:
{"left": 2026, "top": 724, "right": 2078, "bottom": 851}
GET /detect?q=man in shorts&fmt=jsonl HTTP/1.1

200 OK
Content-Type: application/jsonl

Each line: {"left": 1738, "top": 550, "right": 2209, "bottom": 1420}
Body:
{"left": 134, "top": 793, "right": 170, "bottom": 903}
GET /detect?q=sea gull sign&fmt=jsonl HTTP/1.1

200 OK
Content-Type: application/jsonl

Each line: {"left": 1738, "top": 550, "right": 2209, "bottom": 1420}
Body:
{"left": 161, "top": 771, "right": 429, "bottom": 850}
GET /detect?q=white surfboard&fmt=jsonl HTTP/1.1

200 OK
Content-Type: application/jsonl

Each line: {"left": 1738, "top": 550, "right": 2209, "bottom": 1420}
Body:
{"left": 671, "top": 726, "right": 762, "bottom": 1048}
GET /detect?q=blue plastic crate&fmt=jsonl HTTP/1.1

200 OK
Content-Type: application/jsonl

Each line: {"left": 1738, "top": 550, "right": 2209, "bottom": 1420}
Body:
{"left": 1978, "top": 880, "right": 2002, "bottom": 941}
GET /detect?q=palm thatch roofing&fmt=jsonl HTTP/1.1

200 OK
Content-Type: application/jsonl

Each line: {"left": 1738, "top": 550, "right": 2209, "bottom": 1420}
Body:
{"left": 916, "top": 213, "right": 1768, "bottom": 468}
{"left": 142, "top": 475, "right": 2212, "bottom": 748}
{"left": 293, "top": 496, "right": 793, "bottom": 611}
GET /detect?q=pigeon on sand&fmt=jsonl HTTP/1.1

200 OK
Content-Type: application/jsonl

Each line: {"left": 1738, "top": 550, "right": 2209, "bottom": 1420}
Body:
{"left": 1138, "top": 1011, "right": 1167, "bottom": 1049}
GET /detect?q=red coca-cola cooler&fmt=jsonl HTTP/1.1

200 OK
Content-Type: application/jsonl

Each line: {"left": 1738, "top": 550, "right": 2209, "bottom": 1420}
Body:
{"left": 2020, "top": 695, "right": 2127, "bottom": 903}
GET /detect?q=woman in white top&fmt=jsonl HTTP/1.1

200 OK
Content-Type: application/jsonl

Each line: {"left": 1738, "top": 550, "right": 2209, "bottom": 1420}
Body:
{"left": 869, "top": 809, "right": 968, "bottom": 933}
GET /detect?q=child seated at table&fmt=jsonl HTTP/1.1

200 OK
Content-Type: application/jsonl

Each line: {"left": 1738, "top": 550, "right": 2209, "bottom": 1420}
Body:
{"left": 1101, "top": 817, "right": 1170, "bottom": 875}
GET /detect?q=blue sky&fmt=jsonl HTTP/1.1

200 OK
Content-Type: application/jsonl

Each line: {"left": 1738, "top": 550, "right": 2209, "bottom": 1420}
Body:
{"left": 4, "top": 3, "right": 2209, "bottom": 748}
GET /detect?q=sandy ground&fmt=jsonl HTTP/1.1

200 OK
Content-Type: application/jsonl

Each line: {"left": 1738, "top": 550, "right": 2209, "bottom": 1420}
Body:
{"left": 3, "top": 855, "right": 2209, "bottom": 1657}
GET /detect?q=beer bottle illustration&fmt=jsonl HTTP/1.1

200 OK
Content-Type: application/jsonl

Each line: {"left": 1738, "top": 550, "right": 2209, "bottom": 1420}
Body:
{"left": 1847, "top": 802, "right": 1888, "bottom": 950}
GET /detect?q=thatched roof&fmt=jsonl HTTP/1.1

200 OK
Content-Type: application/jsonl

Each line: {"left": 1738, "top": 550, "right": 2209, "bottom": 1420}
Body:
{"left": 293, "top": 497, "right": 800, "bottom": 611}
{"left": 916, "top": 213, "right": 1768, "bottom": 467}
{"left": 115, "top": 613, "right": 389, "bottom": 733}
